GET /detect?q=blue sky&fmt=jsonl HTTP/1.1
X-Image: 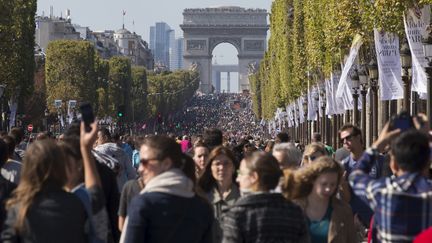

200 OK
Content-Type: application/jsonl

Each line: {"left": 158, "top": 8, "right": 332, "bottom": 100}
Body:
{"left": 37, "top": 0, "right": 273, "bottom": 91}
{"left": 37, "top": 0, "right": 272, "bottom": 46}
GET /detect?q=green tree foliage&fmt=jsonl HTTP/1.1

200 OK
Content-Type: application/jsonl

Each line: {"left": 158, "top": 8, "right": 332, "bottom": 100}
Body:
{"left": 146, "top": 70, "right": 199, "bottom": 118}
{"left": 108, "top": 57, "right": 132, "bottom": 121}
{"left": 253, "top": 0, "right": 432, "bottom": 120}
{"left": 131, "top": 66, "right": 148, "bottom": 121}
{"left": 45, "top": 40, "right": 97, "bottom": 111}
{"left": 0, "top": 0, "right": 36, "bottom": 110}
{"left": 94, "top": 57, "right": 109, "bottom": 116}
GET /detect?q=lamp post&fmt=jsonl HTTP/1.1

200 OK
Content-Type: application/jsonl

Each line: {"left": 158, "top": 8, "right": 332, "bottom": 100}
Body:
{"left": 314, "top": 89, "right": 320, "bottom": 133}
{"left": 320, "top": 87, "right": 326, "bottom": 144}
{"left": 303, "top": 99, "right": 308, "bottom": 144}
{"left": 422, "top": 27, "right": 432, "bottom": 128}
{"left": 350, "top": 67, "right": 360, "bottom": 126}
{"left": 400, "top": 39, "right": 412, "bottom": 113}
{"left": 44, "top": 108, "right": 49, "bottom": 132}
{"left": 359, "top": 64, "right": 368, "bottom": 144}
{"left": 368, "top": 59, "right": 379, "bottom": 141}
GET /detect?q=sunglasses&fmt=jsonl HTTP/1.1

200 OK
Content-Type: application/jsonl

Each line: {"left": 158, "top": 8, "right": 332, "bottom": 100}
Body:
{"left": 140, "top": 158, "right": 160, "bottom": 166}
{"left": 341, "top": 134, "right": 357, "bottom": 142}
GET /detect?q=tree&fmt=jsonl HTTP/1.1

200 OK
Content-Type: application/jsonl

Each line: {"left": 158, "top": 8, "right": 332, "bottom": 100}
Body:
{"left": 0, "top": 0, "right": 36, "bottom": 113}
{"left": 131, "top": 66, "right": 148, "bottom": 121}
{"left": 45, "top": 40, "right": 97, "bottom": 112}
{"left": 108, "top": 57, "right": 132, "bottom": 121}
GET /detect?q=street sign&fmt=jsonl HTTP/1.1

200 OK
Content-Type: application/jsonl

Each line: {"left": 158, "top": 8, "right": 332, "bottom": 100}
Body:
{"left": 54, "top": 100, "right": 62, "bottom": 108}
{"left": 27, "top": 124, "right": 33, "bottom": 132}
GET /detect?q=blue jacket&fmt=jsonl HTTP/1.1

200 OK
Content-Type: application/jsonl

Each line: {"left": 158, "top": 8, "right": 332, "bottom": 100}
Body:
{"left": 124, "top": 192, "right": 213, "bottom": 243}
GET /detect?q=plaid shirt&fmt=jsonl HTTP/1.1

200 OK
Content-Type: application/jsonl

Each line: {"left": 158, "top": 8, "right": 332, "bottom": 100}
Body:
{"left": 349, "top": 151, "right": 432, "bottom": 243}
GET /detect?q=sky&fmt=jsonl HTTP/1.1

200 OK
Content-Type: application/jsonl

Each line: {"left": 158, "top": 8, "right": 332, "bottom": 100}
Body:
{"left": 37, "top": 0, "right": 273, "bottom": 92}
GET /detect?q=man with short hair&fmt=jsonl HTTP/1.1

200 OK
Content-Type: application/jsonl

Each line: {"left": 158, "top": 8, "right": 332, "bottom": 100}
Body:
{"left": 203, "top": 128, "right": 223, "bottom": 151}
{"left": 1, "top": 135, "right": 22, "bottom": 185}
{"left": 9, "top": 127, "right": 25, "bottom": 160}
{"left": 350, "top": 127, "right": 432, "bottom": 242}
{"left": 275, "top": 132, "right": 290, "bottom": 144}
{"left": 339, "top": 124, "right": 384, "bottom": 227}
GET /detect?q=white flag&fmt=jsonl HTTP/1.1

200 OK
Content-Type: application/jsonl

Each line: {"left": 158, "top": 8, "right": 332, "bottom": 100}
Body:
{"left": 307, "top": 89, "right": 317, "bottom": 121}
{"left": 374, "top": 29, "right": 404, "bottom": 100}
{"left": 325, "top": 79, "right": 335, "bottom": 115}
{"left": 286, "top": 105, "right": 293, "bottom": 127}
{"left": 404, "top": 5, "right": 431, "bottom": 94}
{"left": 298, "top": 97, "right": 305, "bottom": 124}
{"left": 332, "top": 72, "right": 346, "bottom": 114}
{"left": 292, "top": 103, "right": 298, "bottom": 127}
{"left": 336, "top": 34, "right": 363, "bottom": 110}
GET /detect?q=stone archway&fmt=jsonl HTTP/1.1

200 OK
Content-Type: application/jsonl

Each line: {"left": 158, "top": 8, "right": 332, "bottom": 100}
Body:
{"left": 181, "top": 6, "right": 269, "bottom": 93}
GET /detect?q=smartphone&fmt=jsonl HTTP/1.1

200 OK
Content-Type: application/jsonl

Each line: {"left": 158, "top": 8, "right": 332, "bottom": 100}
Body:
{"left": 79, "top": 102, "right": 94, "bottom": 132}
{"left": 390, "top": 112, "right": 414, "bottom": 132}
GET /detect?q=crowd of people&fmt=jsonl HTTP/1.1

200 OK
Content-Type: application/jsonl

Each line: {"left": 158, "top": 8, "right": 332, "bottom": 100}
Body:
{"left": 0, "top": 95, "right": 432, "bottom": 243}
{"left": 155, "top": 93, "right": 265, "bottom": 141}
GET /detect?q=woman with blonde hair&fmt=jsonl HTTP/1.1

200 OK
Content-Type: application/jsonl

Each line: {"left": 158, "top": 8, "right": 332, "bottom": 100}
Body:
{"left": 284, "top": 156, "right": 356, "bottom": 243}
{"left": 300, "top": 142, "right": 327, "bottom": 166}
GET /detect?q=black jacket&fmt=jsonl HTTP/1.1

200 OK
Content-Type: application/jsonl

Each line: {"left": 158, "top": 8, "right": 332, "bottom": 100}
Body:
{"left": 1, "top": 186, "right": 87, "bottom": 243}
{"left": 222, "top": 193, "right": 310, "bottom": 243}
{"left": 123, "top": 192, "right": 213, "bottom": 243}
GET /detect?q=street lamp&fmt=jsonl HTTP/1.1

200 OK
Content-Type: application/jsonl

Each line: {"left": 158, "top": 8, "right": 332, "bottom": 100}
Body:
{"left": 44, "top": 108, "right": 50, "bottom": 132}
{"left": 320, "top": 85, "right": 327, "bottom": 144}
{"left": 303, "top": 98, "right": 308, "bottom": 144}
{"left": 358, "top": 64, "right": 368, "bottom": 144}
{"left": 350, "top": 67, "right": 360, "bottom": 126}
{"left": 314, "top": 88, "right": 320, "bottom": 133}
{"left": 400, "top": 39, "right": 412, "bottom": 113}
{"left": 422, "top": 26, "right": 432, "bottom": 129}
{"left": 368, "top": 58, "right": 379, "bottom": 141}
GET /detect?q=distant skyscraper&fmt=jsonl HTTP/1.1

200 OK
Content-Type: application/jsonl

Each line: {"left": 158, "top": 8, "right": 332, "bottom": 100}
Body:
{"left": 170, "top": 38, "right": 184, "bottom": 70}
{"left": 149, "top": 22, "right": 173, "bottom": 68}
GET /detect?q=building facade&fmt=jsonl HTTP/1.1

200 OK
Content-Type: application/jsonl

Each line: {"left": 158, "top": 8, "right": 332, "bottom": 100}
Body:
{"left": 113, "top": 28, "right": 154, "bottom": 69}
{"left": 35, "top": 15, "right": 80, "bottom": 52}
{"left": 149, "top": 22, "right": 174, "bottom": 69}
{"left": 170, "top": 38, "right": 185, "bottom": 70}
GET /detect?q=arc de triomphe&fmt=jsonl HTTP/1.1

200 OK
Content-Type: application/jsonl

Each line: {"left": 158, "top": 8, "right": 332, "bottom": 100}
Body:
{"left": 181, "top": 6, "right": 269, "bottom": 93}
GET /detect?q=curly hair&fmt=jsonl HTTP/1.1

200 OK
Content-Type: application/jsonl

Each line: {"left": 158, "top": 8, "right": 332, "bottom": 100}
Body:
{"left": 283, "top": 156, "right": 342, "bottom": 200}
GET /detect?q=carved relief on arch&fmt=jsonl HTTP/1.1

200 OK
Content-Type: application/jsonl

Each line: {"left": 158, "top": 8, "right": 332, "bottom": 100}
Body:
{"left": 209, "top": 37, "right": 242, "bottom": 54}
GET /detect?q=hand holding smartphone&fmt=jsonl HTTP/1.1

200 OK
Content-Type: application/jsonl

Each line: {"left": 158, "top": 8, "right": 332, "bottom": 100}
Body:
{"left": 389, "top": 111, "right": 414, "bottom": 133}
{"left": 79, "top": 102, "right": 95, "bottom": 132}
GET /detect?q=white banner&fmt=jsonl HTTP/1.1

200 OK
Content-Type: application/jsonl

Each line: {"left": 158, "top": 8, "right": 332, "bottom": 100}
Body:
{"left": 336, "top": 34, "right": 363, "bottom": 110}
{"left": 332, "top": 72, "right": 346, "bottom": 114}
{"left": 291, "top": 102, "right": 298, "bottom": 127}
{"left": 317, "top": 86, "right": 324, "bottom": 117}
{"left": 8, "top": 99, "right": 17, "bottom": 130}
{"left": 307, "top": 89, "right": 315, "bottom": 121}
{"left": 325, "top": 78, "right": 335, "bottom": 115}
{"left": 298, "top": 96, "right": 305, "bottom": 124}
{"left": 404, "top": 5, "right": 431, "bottom": 94}
{"left": 374, "top": 29, "right": 404, "bottom": 100}
{"left": 286, "top": 105, "right": 293, "bottom": 128}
